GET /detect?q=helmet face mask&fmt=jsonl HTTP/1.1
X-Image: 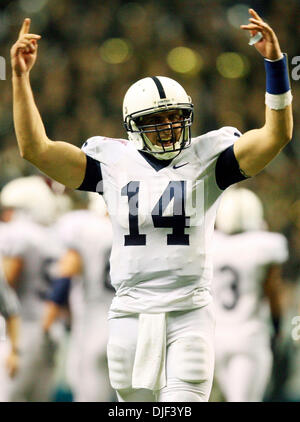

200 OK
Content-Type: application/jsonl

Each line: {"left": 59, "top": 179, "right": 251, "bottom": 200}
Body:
{"left": 123, "top": 76, "right": 194, "bottom": 160}
{"left": 126, "top": 108, "right": 193, "bottom": 156}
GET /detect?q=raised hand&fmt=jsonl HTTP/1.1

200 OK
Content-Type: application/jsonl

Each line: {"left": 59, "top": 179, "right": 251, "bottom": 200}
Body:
{"left": 11, "top": 18, "right": 41, "bottom": 77}
{"left": 240, "top": 9, "right": 282, "bottom": 60}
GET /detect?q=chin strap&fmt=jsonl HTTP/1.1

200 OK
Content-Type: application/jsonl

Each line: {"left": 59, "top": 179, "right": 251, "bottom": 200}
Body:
{"left": 142, "top": 136, "right": 182, "bottom": 160}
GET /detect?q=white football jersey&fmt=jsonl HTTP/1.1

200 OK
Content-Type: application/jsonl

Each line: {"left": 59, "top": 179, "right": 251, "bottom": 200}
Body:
{"left": 0, "top": 216, "right": 60, "bottom": 321}
{"left": 54, "top": 210, "right": 113, "bottom": 308}
{"left": 0, "top": 269, "right": 20, "bottom": 319}
{"left": 81, "top": 127, "right": 241, "bottom": 316}
{"left": 0, "top": 222, "right": 20, "bottom": 318}
{"left": 212, "top": 230, "right": 288, "bottom": 335}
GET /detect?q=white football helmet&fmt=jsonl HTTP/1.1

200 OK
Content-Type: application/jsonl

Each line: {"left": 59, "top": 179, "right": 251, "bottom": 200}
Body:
{"left": 0, "top": 176, "right": 58, "bottom": 225}
{"left": 123, "top": 76, "right": 193, "bottom": 160}
{"left": 216, "top": 187, "right": 265, "bottom": 234}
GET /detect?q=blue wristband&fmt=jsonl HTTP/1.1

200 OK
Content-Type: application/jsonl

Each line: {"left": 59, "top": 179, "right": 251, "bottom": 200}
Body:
{"left": 264, "top": 53, "right": 290, "bottom": 94}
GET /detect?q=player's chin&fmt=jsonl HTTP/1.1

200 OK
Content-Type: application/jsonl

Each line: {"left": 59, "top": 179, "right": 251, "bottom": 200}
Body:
{"left": 158, "top": 137, "right": 179, "bottom": 147}
{"left": 160, "top": 141, "right": 173, "bottom": 147}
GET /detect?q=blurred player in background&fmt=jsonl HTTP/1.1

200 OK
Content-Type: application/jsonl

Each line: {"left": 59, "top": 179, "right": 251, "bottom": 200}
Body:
{"left": 267, "top": 275, "right": 300, "bottom": 402}
{"left": 212, "top": 187, "right": 288, "bottom": 402}
{"left": 43, "top": 192, "right": 115, "bottom": 401}
{"left": 10, "top": 9, "right": 293, "bottom": 402}
{"left": 0, "top": 176, "right": 63, "bottom": 402}
{"left": 0, "top": 255, "right": 20, "bottom": 401}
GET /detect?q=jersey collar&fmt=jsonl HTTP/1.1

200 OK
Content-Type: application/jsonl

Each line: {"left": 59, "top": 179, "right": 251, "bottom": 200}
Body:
{"left": 138, "top": 150, "right": 175, "bottom": 172}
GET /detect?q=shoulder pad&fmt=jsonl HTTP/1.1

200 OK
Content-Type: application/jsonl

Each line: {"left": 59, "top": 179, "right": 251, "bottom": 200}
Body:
{"left": 81, "top": 136, "right": 129, "bottom": 164}
{"left": 192, "top": 126, "right": 241, "bottom": 166}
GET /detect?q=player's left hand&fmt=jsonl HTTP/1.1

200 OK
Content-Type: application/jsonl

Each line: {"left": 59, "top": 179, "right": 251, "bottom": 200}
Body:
{"left": 6, "top": 351, "right": 20, "bottom": 378}
{"left": 240, "top": 9, "right": 282, "bottom": 60}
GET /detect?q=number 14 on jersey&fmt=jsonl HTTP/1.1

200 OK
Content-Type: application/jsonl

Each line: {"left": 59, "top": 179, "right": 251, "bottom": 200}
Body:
{"left": 121, "top": 180, "right": 191, "bottom": 246}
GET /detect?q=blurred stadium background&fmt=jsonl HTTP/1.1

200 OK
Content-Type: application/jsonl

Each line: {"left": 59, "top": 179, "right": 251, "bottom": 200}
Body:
{"left": 0, "top": 0, "right": 299, "bottom": 401}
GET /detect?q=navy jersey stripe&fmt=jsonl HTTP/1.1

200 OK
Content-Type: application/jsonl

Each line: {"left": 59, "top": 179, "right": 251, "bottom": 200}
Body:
{"left": 77, "top": 154, "right": 103, "bottom": 194}
{"left": 215, "top": 145, "right": 248, "bottom": 190}
{"left": 138, "top": 150, "right": 173, "bottom": 171}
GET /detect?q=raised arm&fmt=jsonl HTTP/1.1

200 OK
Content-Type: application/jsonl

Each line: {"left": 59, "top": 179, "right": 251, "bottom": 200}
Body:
{"left": 11, "top": 18, "right": 87, "bottom": 189}
{"left": 234, "top": 9, "right": 293, "bottom": 177}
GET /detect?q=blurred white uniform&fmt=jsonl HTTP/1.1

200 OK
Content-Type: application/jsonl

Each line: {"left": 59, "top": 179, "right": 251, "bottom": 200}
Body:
{"left": 54, "top": 209, "right": 114, "bottom": 401}
{"left": 0, "top": 254, "right": 20, "bottom": 321}
{"left": 0, "top": 231, "right": 20, "bottom": 402}
{"left": 0, "top": 215, "right": 60, "bottom": 402}
{"left": 276, "top": 282, "right": 300, "bottom": 401}
{"left": 212, "top": 230, "right": 288, "bottom": 402}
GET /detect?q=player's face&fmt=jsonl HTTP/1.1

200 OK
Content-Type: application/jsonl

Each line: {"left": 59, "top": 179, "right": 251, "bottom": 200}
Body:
{"left": 138, "top": 110, "right": 184, "bottom": 147}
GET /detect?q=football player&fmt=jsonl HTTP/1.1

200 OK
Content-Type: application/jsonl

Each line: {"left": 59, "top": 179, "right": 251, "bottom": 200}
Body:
{"left": 42, "top": 193, "right": 115, "bottom": 401}
{"left": 11, "top": 9, "right": 293, "bottom": 401}
{"left": 271, "top": 281, "right": 300, "bottom": 402}
{"left": 0, "top": 252, "right": 20, "bottom": 401}
{"left": 0, "top": 176, "right": 62, "bottom": 401}
{"left": 212, "top": 187, "right": 288, "bottom": 402}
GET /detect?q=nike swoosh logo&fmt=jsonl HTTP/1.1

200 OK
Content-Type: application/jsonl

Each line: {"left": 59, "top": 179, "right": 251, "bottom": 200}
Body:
{"left": 173, "top": 162, "right": 189, "bottom": 169}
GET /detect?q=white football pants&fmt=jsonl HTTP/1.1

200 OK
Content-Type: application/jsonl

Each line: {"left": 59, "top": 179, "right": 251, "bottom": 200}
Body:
{"left": 108, "top": 304, "right": 216, "bottom": 402}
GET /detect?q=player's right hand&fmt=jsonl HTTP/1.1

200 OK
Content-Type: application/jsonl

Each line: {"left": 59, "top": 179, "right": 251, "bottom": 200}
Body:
{"left": 11, "top": 18, "right": 41, "bottom": 77}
